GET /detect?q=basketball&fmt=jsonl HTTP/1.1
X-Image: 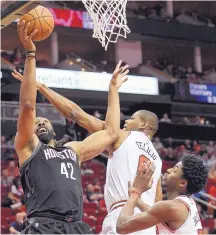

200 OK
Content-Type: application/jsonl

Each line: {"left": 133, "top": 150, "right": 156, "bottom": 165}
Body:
{"left": 18, "top": 5, "right": 54, "bottom": 41}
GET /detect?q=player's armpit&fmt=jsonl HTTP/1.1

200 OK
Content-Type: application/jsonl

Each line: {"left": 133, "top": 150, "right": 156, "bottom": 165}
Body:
{"left": 15, "top": 132, "right": 39, "bottom": 166}
{"left": 116, "top": 200, "right": 178, "bottom": 234}
{"left": 65, "top": 129, "right": 118, "bottom": 163}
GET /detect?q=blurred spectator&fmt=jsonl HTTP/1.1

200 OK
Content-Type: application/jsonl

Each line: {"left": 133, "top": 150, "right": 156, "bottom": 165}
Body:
{"left": 81, "top": 162, "right": 94, "bottom": 175}
{"left": 184, "top": 139, "right": 192, "bottom": 151}
{"left": 163, "top": 137, "right": 175, "bottom": 148}
{"left": 10, "top": 48, "right": 25, "bottom": 66}
{"left": 194, "top": 116, "right": 202, "bottom": 125}
{"left": 5, "top": 161, "right": 19, "bottom": 181}
{"left": 86, "top": 184, "right": 103, "bottom": 202}
{"left": 183, "top": 117, "right": 190, "bottom": 125}
{"left": 1, "top": 135, "right": 7, "bottom": 153}
{"left": 193, "top": 140, "right": 201, "bottom": 153}
{"left": 200, "top": 144, "right": 208, "bottom": 156}
{"left": 203, "top": 153, "right": 212, "bottom": 168}
{"left": 11, "top": 177, "right": 24, "bottom": 201}
{"left": 160, "top": 113, "right": 171, "bottom": 123}
{"left": 2, "top": 176, "right": 24, "bottom": 210}
{"left": 164, "top": 148, "right": 175, "bottom": 161}
{"left": 94, "top": 110, "right": 102, "bottom": 119}
{"left": 207, "top": 141, "right": 215, "bottom": 155}
{"left": 83, "top": 194, "right": 89, "bottom": 204}
{"left": 92, "top": 178, "right": 101, "bottom": 192}
{"left": 153, "top": 137, "right": 164, "bottom": 151}
{"left": 209, "top": 162, "right": 216, "bottom": 179}
{"left": 149, "top": 9, "right": 158, "bottom": 20}
{"left": 6, "top": 135, "right": 15, "bottom": 149}
{"left": 1, "top": 169, "right": 13, "bottom": 187}
{"left": 9, "top": 212, "right": 26, "bottom": 234}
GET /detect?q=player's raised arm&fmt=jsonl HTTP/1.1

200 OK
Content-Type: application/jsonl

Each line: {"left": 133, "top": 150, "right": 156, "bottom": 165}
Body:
{"left": 64, "top": 61, "right": 129, "bottom": 163}
{"left": 15, "top": 21, "right": 39, "bottom": 165}
{"left": 12, "top": 70, "right": 105, "bottom": 133}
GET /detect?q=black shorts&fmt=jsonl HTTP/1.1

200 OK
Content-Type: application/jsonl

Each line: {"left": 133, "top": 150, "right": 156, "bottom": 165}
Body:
{"left": 21, "top": 217, "right": 94, "bottom": 234}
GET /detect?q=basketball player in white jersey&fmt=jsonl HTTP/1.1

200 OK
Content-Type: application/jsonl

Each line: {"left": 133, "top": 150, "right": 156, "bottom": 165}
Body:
{"left": 12, "top": 65, "right": 162, "bottom": 235}
{"left": 117, "top": 155, "right": 209, "bottom": 235}
{"left": 101, "top": 110, "right": 162, "bottom": 235}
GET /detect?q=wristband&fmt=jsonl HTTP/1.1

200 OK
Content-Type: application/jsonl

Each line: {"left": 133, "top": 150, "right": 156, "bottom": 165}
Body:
{"left": 26, "top": 50, "right": 36, "bottom": 53}
{"left": 26, "top": 52, "right": 36, "bottom": 56}
{"left": 130, "top": 189, "right": 141, "bottom": 197}
{"left": 26, "top": 55, "right": 36, "bottom": 59}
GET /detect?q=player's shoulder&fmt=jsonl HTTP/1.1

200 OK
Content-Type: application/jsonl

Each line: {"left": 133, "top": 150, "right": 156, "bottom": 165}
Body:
{"left": 147, "top": 200, "right": 180, "bottom": 222}
{"left": 169, "top": 198, "right": 190, "bottom": 217}
{"left": 155, "top": 200, "right": 182, "bottom": 214}
{"left": 112, "top": 130, "right": 130, "bottom": 151}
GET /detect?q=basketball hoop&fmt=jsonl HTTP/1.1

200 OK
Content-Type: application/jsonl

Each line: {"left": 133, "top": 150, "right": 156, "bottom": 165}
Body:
{"left": 82, "top": 0, "right": 130, "bottom": 50}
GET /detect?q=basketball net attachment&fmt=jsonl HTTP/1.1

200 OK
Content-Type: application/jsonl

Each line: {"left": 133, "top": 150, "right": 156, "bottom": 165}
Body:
{"left": 82, "top": 0, "right": 130, "bottom": 50}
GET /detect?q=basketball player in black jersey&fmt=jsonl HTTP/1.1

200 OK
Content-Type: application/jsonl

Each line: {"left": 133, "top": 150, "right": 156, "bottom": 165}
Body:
{"left": 15, "top": 21, "right": 129, "bottom": 234}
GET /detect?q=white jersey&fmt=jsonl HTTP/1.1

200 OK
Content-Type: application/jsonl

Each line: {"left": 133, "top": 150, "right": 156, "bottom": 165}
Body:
{"left": 103, "top": 131, "right": 162, "bottom": 234}
{"left": 157, "top": 196, "right": 202, "bottom": 235}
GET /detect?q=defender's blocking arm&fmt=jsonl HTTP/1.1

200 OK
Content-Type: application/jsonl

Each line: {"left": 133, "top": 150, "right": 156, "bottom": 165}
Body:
{"left": 12, "top": 70, "right": 105, "bottom": 133}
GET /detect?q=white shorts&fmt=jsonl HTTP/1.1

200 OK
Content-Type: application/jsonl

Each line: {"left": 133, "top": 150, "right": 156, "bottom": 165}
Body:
{"left": 101, "top": 207, "right": 156, "bottom": 235}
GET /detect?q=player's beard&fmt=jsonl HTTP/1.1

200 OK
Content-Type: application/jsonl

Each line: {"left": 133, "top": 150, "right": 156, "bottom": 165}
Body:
{"left": 37, "top": 129, "right": 55, "bottom": 144}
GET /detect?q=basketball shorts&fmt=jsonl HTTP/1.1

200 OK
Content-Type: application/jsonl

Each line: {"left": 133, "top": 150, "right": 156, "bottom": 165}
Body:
{"left": 21, "top": 217, "right": 94, "bottom": 234}
{"left": 101, "top": 207, "right": 156, "bottom": 235}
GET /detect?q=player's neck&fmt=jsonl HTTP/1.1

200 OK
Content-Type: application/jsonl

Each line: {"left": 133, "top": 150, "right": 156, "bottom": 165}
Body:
{"left": 167, "top": 191, "right": 181, "bottom": 200}
{"left": 143, "top": 130, "right": 153, "bottom": 140}
{"left": 48, "top": 139, "right": 55, "bottom": 147}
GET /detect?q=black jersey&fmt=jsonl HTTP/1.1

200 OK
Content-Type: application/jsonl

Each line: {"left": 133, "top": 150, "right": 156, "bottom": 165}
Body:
{"left": 20, "top": 141, "right": 83, "bottom": 219}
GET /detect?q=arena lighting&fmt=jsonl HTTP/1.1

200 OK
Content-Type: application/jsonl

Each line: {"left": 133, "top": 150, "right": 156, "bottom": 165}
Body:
{"left": 76, "top": 58, "right": 81, "bottom": 63}
{"left": 36, "top": 68, "right": 159, "bottom": 95}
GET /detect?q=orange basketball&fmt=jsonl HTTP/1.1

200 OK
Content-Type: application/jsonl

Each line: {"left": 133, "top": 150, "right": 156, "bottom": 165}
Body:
{"left": 18, "top": 5, "right": 54, "bottom": 41}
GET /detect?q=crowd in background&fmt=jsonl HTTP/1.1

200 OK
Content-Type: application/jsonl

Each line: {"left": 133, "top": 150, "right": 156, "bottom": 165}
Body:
{"left": 2, "top": 47, "right": 216, "bottom": 85}
{"left": 144, "top": 58, "right": 216, "bottom": 84}
{"left": 127, "top": 1, "right": 216, "bottom": 27}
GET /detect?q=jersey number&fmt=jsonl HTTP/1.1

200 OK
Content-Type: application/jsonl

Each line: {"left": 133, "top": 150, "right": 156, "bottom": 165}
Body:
{"left": 61, "top": 163, "right": 76, "bottom": 180}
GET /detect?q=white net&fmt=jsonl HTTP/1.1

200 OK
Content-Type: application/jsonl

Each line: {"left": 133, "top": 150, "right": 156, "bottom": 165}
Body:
{"left": 82, "top": 0, "right": 130, "bottom": 50}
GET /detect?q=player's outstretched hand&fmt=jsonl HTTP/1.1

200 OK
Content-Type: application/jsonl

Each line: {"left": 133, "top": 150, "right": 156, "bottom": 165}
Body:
{"left": 110, "top": 60, "right": 129, "bottom": 89}
{"left": 17, "top": 20, "right": 38, "bottom": 51}
{"left": 11, "top": 69, "right": 42, "bottom": 90}
{"left": 132, "top": 161, "right": 156, "bottom": 195}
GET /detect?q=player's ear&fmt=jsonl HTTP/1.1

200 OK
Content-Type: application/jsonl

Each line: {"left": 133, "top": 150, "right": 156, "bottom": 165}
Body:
{"left": 180, "top": 179, "right": 188, "bottom": 192}
{"left": 141, "top": 121, "right": 148, "bottom": 129}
